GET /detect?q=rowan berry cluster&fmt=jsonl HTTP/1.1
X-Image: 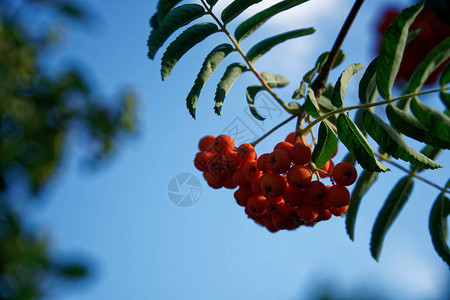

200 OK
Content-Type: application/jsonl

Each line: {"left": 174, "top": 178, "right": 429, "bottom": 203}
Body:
{"left": 194, "top": 133, "right": 358, "bottom": 233}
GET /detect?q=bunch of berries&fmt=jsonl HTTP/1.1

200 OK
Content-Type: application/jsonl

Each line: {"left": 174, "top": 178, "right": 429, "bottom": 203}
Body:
{"left": 194, "top": 133, "right": 358, "bottom": 233}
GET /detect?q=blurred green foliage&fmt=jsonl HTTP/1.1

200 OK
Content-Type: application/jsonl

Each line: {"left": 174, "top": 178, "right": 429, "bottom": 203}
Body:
{"left": 0, "top": 1, "right": 137, "bottom": 299}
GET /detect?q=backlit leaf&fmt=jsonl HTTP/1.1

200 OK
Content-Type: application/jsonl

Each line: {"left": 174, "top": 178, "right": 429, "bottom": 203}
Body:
{"left": 410, "top": 97, "right": 450, "bottom": 143}
{"left": 304, "top": 88, "right": 321, "bottom": 118}
{"left": 411, "top": 145, "right": 442, "bottom": 173}
{"left": 221, "top": 0, "right": 263, "bottom": 25}
{"left": 359, "top": 57, "right": 378, "bottom": 104}
{"left": 311, "top": 122, "right": 338, "bottom": 169}
{"left": 331, "top": 63, "right": 363, "bottom": 107}
{"left": 214, "top": 63, "right": 247, "bottom": 115}
{"left": 429, "top": 179, "right": 450, "bottom": 266}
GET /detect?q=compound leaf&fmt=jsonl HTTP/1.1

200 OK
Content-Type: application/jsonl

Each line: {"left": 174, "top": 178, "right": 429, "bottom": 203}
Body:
{"left": 411, "top": 145, "right": 442, "bottom": 173}
{"left": 370, "top": 176, "right": 414, "bottom": 261}
{"left": 386, "top": 104, "right": 450, "bottom": 149}
{"left": 410, "top": 97, "right": 450, "bottom": 143}
{"left": 336, "top": 114, "right": 389, "bottom": 172}
{"left": 359, "top": 57, "right": 378, "bottom": 104}
{"left": 161, "top": 22, "right": 218, "bottom": 80}
{"left": 362, "top": 110, "right": 441, "bottom": 169}
{"left": 311, "top": 122, "right": 338, "bottom": 169}
{"left": 331, "top": 63, "right": 363, "bottom": 107}
{"left": 155, "top": 0, "right": 184, "bottom": 26}
{"left": 148, "top": 4, "right": 205, "bottom": 59}
{"left": 346, "top": 170, "right": 379, "bottom": 241}
{"left": 186, "top": 43, "right": 235, "bottom": 118}
{"left": 221, "top": 0, "right": 263, "bottom": 25}
{"left": 376, "top": 2, "right": 424, "bottom": 99}
{"left": 214, "top": 63, "right": 247, "bottom": 115}
{"left": 234, "top": 0, "right": 309, "bottom": 43}
{"left": 246, "top": 28, "right": 315, "bottom": 63}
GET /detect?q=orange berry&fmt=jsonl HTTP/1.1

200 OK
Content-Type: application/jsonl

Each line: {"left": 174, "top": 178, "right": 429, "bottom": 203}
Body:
{"left": 194, "top": 151, "right": 212, "bottom": 172}
{"left": 242, "top": 160, "right": 261, "bottom": 181}
{"left": 305, "top": 181, "right": 327, "bottom": 203}
{"left": 274, "top": 141, "right": 293, "bottom": 153}
{"left": 247, "top": 194, "right": 267, "bottom": 217}
{"left": 203, "top": 171, "right": 224, "bottom": 189}
{"left": 214, "top": 135, "right": 235, "bottom": 154}
{"left": 207, "top": 153, "right": 223, "bottom": 175}
{"left": 329, "top": 205, "right": 348, "bottom": 216}
{"left": 267, "top": 149, "right": 291, "bottom": 174}
{"left": 222, "top": 151, "right": 241, "bottom": 171}
{"left": 332, "top": 162, "right": 357, "bottom": 186}
{"left": 265, "top": 197, "right": 285, "bottom": 215}
{"left": 286, "top": 165, "right": 312, "bottom": 189}
{"left": 271, "top": 212, "right": 294, "bottom": 230}
{"left": 289, "top": 143, "right": 312, "bottom": 165}
{"left": 257, "top": 153, "right": 271, "bottom": 173}
{"left": 237, "top": 143, "right": 256, "bottom": 163}
{"left": 232, "top": 168, "right": 250, "bottom": 186}
{"left": 319, "top": 160, "right": 334, "bottom": 178}
{"left": 325, "top": 185, "right": 350, "bottom": 208}
{"left": 282, "top": 186, "right": 305, "bottom": 207}
{"left": 295, "top": 201, "right": 319, "bottom": 221}
{"left": 198, "top": 135, "right": 215, "bottom": 152}
{"left": 234, "top": 187, "right": 253, "bottom": 207}
{"left": 259, "top": 173, "right": 287, "bottom": 198}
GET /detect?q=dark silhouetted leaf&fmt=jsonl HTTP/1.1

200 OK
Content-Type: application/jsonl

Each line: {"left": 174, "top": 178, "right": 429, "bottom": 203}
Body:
{"left": 186, "top": 44, "right": 235, "bottom": 118}
{"left": 148, "top": 4, "right": 205, "bottom": 59}
{"left": 206, "top": 0, "right": 218, "bottom": 7}
{"left": 221, "top": 0, "right": 263, "bottom": 25}
{"left": 359, "top": 57, "right": 378, "bottom": 104}
{"left": 386, "top": 104, "right": 450, "bottom": 149}
{"left": 156, "top": 0, "right": 184, "bottom": 26}
{"left": 58, "top": 263, "right": 88, "bottom": 279}
{"left": 311, "top": 122, "right": 338, "bottom": 169}
{"left": 214, "top": 63, "right": 247, "bottom": 114}
{"left": 246, "top": 28, "right": 315, "bottom": 63}
{"left": 376, "top": 2, "right": 424, "bottom": 99}
{"left": 440, "top": 64, "right": 450, "bottom": 108}
{"left": 362, "top": 110, "right": 441, "bottom": 169}
{"left": 346, "top": 170, "right": 379, "bottom": 241}
{"left": 410, "top": 97, "right": 450, "bottom": 143}
{"left": 404, "top": 38, "right": 450, "bottom": 94}
{"left": 429, "top": 180, "right": 450, "bottom": 266}
{"left": 234, "top": 0, "right": 309, "bottom": 42}
{"left": 161, "top": 22, "right": 218, "bottom": 80}
{"left": 336, "top": 114, "right": 389, "bottom": 172}
{"left": 331, "top": 63, "right": 363, "bottom": 107}
{"left": 370, "top": 176, "right": 414, "bottom": 261}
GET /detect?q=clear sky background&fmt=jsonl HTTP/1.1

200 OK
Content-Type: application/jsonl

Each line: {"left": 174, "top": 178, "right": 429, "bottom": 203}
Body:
{"left": 25, "top": 0, "right": 450, "bottom": 299}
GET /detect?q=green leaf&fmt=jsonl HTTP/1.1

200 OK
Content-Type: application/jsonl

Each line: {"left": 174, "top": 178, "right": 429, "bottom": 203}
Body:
{"left": 161, "top": 22, "right": 218, "bottom": 80}
{"left": 303, "top": 50, "right": 346, "bottom": 84}
{"left": 346, "top": 170, "right": 379, "bottom": 241}
{"left": 214, "top": 63, "right": 247, "bottom": 115}
{"left": 244, "top": 72, "right": 289, "bottom": 120}
{"left": 411, "top": 145, "right": 442, "bottom": 173}
{"left": 206, "top": 0, "right": 218, "bottom": 7}
{"left": 386, "top": 104, "right": 450, "bottom": 149}
{"left": 246, "top": 86, "right": 266, "bottom": 120}
{"left": 304, "top": 88, "right": 321, "bottom": 118}
{"left": 336, "top": 114, "right": 389, "bottom": 172}
{"left": 376, "top": 2, "right": 424, "bottom": 99}
{"left": 410, "top": 97, "right": 450, "bottom": 143}
{"left": 148, "top": 4, "right": 205, "bottom": 59}
{"left": 429, "top": 179, "right": 450, "bottom": 267}
{"left": 234, "top": 0, "right": 309, "bottom": 43}
{"left": 370, "top": 176, "right": 414, "bottom": 261}
{"left": 246, "top": 28, "right": 315, "bottom": 63}
{"left": 354, "top": 109, "right": 367, "bottom": 137}
{"left": 58, "top": 263, "right": 88, "bottom": 279}
{"left": 343, "top": 152, "right": 357, "bottom": 165}
{"left": 156, "top": 0, "right": 184, "bottom": 27}
{"left": 186, "top": 44, "right": 235, "bottom": 119}
{"left": 359, "top": 57, "right": 378, "bottom": 104}
{"left": 362, "top": 110, "right": 442, "bottom": 169}
{"left": 260, "top": 72, "right": 290, "bottom": 87}
{"left": 439, "top": 64, "right": 450, "bottom": 108}
{"left": 404, "top": 38, "right": 450, "bottom": 94}
{"left": 221, "top": 0, "right": 263, "bottom": 25}
{"left": 331, "top": 63, "right": 363, "bottom": 107}
{"left": 311, "top": 122, "right": 338, "bottom": 169}
{"left": 292, "top": 81, "right": 307, "bottom": 99}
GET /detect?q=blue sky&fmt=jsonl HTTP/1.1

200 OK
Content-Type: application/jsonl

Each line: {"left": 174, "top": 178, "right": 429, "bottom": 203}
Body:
{"left": 27, "top": 0, "right": 450, "bottom": 299}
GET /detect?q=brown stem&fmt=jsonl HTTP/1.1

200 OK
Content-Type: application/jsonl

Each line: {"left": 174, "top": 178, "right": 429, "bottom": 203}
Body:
{"left": 251, "top": 114, "right": 297, "bottom": 147}
{"left": 311, "top": 0, "right": 365, "bottom": 98}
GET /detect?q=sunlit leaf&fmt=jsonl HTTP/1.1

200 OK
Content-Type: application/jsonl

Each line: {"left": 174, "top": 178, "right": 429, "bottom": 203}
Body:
{"left": 148, "top": 4, "right": 205, "bottom": 59}
{"left": 404, "top": 38, "right": 450, "bottom": 94}
{"left": 246, "top": 28, "right": 315, "bottom": 63}
{"left": 304, "top": 88, "right": 320, "bottom": 117}
{"left": 260, "top": 72, "right": 289, "bottom": 87}
{"left": 161, "top": 22, "right": 218, "bottom": 80}
{"left": 214, "top": 63, "right": 247, "bottom": 115}
{"left": 410, "top": 97, "right": 450, "bottom": 143}
{"left": 362, "top": 110, "right": 441, "bottom": 169}
{"left": 331, "top": 63, "right": 363, "bottom": 107}
{"left": 234, "top": 0, "right": 309, "bottom": 43}
{"left": 303, "top": 50, "right": 346, "bottom": 84}
{"left": 336, "top": 114, "right": 389, "bottom": 172}
{"left": 386, "top": 104, "right": 450, "bottom": 149}
{"left": 346, "top": 170, "right": 379, "bottom": 241}
{"left": 359, "top": 57, "right": 378, "bottom": 104}
{"left": 429, "top": 180, "right": 450, "bottom": 266}
{"left": 370, "top": 176, "right": 414, "bottom": 261}
{"left": 186, "top": 44, "right": 235, "bottom": 118}
{"left": 311, "top": 122, "right": 338, "bottom": 169}
{"left": 376, "top": 2, "right": 424, "bottom": 99}
{"left": 221, "top": 0, "right": 263, "bottom": 25}
{"left": 292, "top": 81, "right": 306, "bottom": 99}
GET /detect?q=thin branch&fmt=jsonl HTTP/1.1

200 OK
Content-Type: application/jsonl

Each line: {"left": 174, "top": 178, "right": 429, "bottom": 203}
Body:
{"left": 251, "top": 114, "right": 297, "bottom": 147}
{"left": 311, "top": 0, "right": 365, "bottom": 98}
